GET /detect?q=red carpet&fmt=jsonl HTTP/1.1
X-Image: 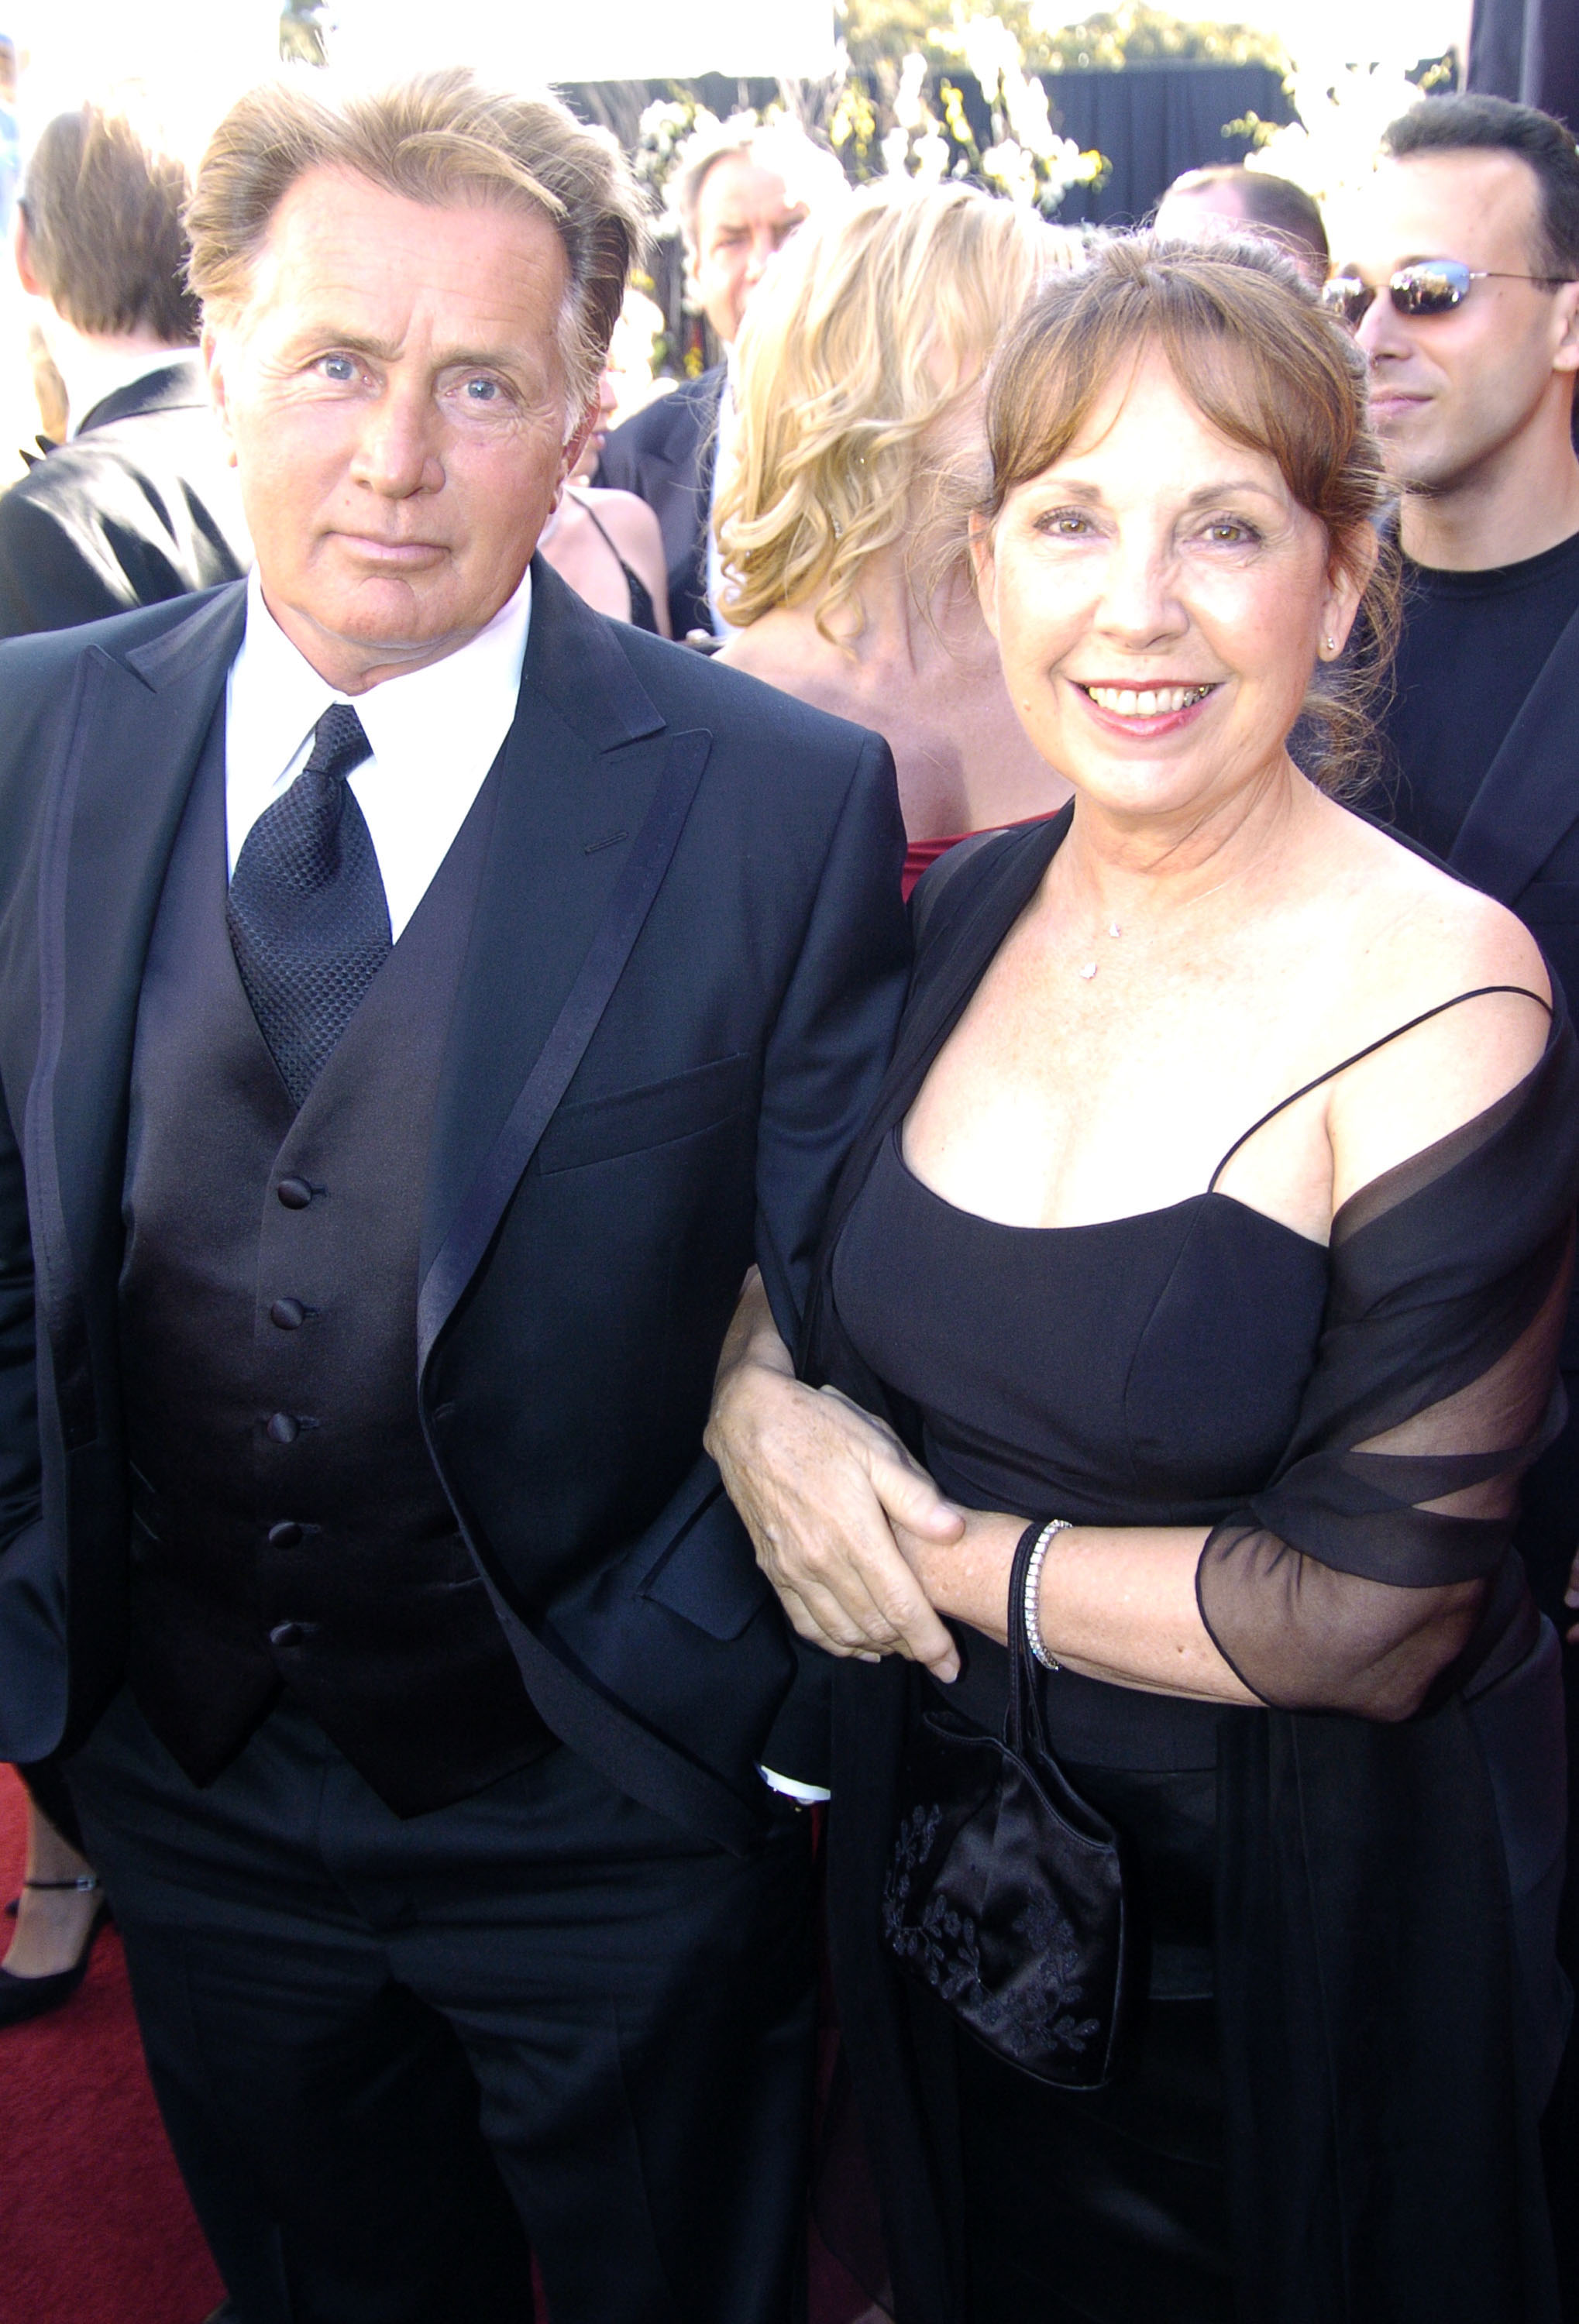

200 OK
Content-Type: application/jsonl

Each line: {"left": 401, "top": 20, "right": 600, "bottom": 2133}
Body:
{"left": 0, "top": 1764, "right": 225, "bottom": 2324}
{"left": 0, "top": 1765, "right": 879, "bottom": 2324}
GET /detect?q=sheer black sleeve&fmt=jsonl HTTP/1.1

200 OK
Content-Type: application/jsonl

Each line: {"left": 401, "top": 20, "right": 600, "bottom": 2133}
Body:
{"left": 1196, "top": 1007, "right": 1579, "bottom": 1720}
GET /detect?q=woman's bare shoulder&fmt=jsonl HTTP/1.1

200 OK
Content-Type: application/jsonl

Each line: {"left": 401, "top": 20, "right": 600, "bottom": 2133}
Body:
{"left": 577, "top": 486, "right": 663, "bottom": 560}
{"left": 1320, "top": 794, "right": 1549, "bottom": 1008}
{"left": 716, "top": 614, "right": 856, "bottom": 706}
{"left": 1312, "top": 799, "right": 1551, "bottom": 1205}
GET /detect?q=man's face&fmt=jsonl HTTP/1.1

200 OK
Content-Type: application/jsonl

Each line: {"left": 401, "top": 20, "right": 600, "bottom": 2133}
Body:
{"left": 207, "top": 167, "right": 590, "bottom": 692}
{"left": 689, "top": 154, "right": 806, "bottom": 346}
{"left": 1336, "top": 152, "right": 1579, "bottom": 498}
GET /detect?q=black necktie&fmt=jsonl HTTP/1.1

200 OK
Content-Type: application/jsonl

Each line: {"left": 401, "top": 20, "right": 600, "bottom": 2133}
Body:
{"left": 226, "top": 703, "right": 392, "bottom": 1109}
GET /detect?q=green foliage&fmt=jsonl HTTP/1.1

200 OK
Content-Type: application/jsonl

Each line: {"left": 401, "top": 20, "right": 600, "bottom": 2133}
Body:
{"left": 278, "top": 0, "right": 329, "bottom": 67}
{"left": 840, "top": 1, "right": 1046, "bottom": 76}
{"left": 1035, "top": 6, "right": 1288, "bottom": 73}
{"left": 642, "top": 15, "right": 1109, "bottom": 219}
{"left": 841, "top": 1, "right": 1286, "bottom": 76}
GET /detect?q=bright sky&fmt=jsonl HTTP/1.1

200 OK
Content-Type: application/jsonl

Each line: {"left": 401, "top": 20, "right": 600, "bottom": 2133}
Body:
{"left": 7, "top": 0, "right": 1478, "bottom": 149}
{"left": 5, "top": 1, "right": 835, "bottom": 144}
{"left": 1035, "top": 0, "right": 1472, "bottom": 61}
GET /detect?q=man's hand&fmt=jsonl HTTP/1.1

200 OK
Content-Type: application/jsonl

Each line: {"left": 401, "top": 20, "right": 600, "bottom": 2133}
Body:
{"left": 706, "top": 1273, "right": 964, "bottom": 1680}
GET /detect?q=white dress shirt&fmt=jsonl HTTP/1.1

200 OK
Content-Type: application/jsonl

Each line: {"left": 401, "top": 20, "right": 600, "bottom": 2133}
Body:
{"left": 225, "top": 566, "right": 533, "bottom": 939}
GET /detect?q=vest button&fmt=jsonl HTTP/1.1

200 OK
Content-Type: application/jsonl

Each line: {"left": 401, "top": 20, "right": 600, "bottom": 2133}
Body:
{"left": 268, "top": 1621, "right": 311, "bottom": 1650}
{"left": 267, "top": 1411, "right": 300, "bottom": 1444}
{"left": 277, "top": 1177, "right": 313, "bottom": 1209}
{"left": 270, "top": 1298, "right": 307, "bottom": 1329}
{"left": 267, "top": 1521, "right": 304, "bottom": 1548}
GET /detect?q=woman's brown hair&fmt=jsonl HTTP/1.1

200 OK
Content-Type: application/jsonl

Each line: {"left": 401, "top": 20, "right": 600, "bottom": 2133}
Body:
{"left": 978, "top": 231, "right": 1398, "bottom": 792}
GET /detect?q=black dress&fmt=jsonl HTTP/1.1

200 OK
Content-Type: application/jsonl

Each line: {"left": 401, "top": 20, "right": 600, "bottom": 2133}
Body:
{"left": 804, "top": 810, "right": 1579, "bottom": 2324}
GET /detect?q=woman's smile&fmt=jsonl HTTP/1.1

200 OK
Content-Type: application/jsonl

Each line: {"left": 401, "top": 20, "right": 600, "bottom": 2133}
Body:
{"left": 1072, "top": 678, "right": 1223, "bottom": 737}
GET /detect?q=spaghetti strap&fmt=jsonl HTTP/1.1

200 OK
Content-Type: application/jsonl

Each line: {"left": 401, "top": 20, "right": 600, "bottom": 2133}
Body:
{"left": 566, "top": 489, "right": 660, "bottom": 634}
{"left": 569, "top": 487, "right": 621, "bottom": 566}
{"left": 1206, "top": 985, "right": 1551, "bottom": 1192}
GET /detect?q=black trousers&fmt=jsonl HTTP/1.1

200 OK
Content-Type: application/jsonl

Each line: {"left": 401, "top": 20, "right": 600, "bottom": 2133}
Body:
{"left": 1519, "top": 1373, "right": 1579, "bottom": 2316}
{"left": 68, "top": 1686, "right": 817, "bottom": 2324}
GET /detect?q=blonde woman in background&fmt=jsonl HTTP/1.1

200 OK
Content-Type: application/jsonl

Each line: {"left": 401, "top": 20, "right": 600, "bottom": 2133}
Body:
{"left": 715, "top": 181, "right": 1078, "bottom": 890}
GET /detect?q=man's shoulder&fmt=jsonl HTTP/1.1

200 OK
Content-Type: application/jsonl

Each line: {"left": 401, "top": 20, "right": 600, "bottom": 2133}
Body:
{"left": 597, "top": 370, "right": 724, "bottom": 472}
{"left": 611, "top": 621, "right": 889, "bottom": 778}
{"left": 6, "top": 400, "right": 228, "bottom": 508}
{"left": 0, "top": 582, "right": 243, "bottom": 697}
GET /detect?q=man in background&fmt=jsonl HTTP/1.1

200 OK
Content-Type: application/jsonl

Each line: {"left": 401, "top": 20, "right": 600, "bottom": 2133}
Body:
{"left": 0, "top": 100, "right": 249, "bottom": 635}
{"left": 595, "top": 115, "right": 845, "bottom": 641}
{"left": 1154, "top": 161, "right": 1330, "bottom": 285}
{"left": 1335, "top": 88, "right": 1579, "bottom": 2290}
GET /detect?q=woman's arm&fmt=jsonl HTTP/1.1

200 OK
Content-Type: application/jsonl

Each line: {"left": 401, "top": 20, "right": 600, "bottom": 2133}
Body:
{"left": 895, "top": 1506, "right": 1261, "bottom": 1704}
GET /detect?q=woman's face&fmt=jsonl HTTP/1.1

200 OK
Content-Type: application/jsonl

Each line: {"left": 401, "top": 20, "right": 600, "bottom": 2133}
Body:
{"left": 974, "top": 347, "right": 1364, "bottom": 828}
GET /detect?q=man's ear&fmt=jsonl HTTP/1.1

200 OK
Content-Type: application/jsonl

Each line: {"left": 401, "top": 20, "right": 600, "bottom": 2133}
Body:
{"left": 1551, "top": 279, "right": 1579, "bottom": 375}
{"left": 203, "top": 325, "right": 241, "bottom": 468}
{"left": 12, "top": 205, "right": 40, "bottom": 300}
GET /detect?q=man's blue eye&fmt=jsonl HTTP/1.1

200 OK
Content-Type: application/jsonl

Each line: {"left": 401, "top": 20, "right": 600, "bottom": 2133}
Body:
{"left": 321, "top": 356, "right": 356, "bottom": 383}
{"left": 466, "top": 377, "right": 499, "bottom": 401}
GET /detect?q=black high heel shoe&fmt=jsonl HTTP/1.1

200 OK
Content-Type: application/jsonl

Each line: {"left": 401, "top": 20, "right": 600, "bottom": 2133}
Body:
{"left": 0, "top": 1875, "right": 110, "bottom": 2027}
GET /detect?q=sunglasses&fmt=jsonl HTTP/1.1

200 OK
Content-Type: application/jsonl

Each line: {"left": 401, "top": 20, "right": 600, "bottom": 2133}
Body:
{"left": 1322, "top": 259, "right": 1578, "bottom": 325}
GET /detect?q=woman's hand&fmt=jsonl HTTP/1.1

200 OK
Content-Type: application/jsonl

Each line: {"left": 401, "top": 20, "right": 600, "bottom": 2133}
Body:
{"left": 706, "top": 1271, "right": 965, "bottom": 1680}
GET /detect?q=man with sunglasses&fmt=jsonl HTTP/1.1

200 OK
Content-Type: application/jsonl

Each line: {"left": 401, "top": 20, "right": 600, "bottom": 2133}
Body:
{"left": 1336, "top": 91, "right": 1579, "bottom": 2279}
{"left": 1332, "top": 94, "right": 1579, "bottom": 876}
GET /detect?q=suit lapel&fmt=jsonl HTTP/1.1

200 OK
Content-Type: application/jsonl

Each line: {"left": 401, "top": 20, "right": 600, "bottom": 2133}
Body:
{"left": 1447, "top": 597, "right": 1579, "bottom": 902}
{"left": 26, "top": 586, "right": 244, "bottom": 1443}
{"left": 421, "top": 562, "right": 672, "bottom": 1292}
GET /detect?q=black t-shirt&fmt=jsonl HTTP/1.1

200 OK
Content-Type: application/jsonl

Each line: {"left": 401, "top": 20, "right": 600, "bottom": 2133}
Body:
{"left": 1378, "top": 525, "right": 1579, "bottom": 860}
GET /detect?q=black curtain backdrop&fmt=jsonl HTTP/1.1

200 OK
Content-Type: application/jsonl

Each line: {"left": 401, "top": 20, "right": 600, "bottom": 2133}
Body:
{"left": 1040, "top": 64, "right": 1296, "bottom": 225}
{"left": 1469, "top": 0, "right": 1579, "bottom": 128}
{"left": 569, "top": 62, "right": 1295, "bottom": 230}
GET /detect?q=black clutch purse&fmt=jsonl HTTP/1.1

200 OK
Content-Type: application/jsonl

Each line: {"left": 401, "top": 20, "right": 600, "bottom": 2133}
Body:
{"left": 882, "top": 1520, "right": 1138, "bottom": 2089}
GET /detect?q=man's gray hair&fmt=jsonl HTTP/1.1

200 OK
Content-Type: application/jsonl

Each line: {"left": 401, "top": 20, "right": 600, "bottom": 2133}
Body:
{"left": 187, "top": 68, "right": 648, "bottom": 415}
{"left": 666, "top": 112, "right": 846, "bottom": 252}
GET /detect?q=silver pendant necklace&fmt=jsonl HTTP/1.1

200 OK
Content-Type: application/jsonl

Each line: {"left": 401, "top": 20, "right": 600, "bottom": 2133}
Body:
{"left": 1076, "top": 875, "right": 1238, "bottom": 979}
{"left": 1078, "top": 923, "right": 1124, "bottom": 979}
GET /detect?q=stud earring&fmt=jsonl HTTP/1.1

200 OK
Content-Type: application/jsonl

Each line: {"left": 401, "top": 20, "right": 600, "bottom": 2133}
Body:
{"left": 1324, "top": 635, "right": 1338, "bottom": 655}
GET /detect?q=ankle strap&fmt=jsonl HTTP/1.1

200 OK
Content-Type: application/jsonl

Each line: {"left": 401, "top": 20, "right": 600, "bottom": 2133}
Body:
{"left": 23, "top": 1875, "right": 99, "bottom": 1893}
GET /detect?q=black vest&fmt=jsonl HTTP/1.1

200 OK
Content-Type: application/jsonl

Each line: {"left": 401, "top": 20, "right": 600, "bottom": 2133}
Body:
{"left": 118, "top": 709, "right": 552, "bottom": 1815}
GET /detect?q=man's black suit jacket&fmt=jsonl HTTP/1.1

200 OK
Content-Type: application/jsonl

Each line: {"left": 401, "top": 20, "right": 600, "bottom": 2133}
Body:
{"left": 595, "top": 367, "right": 725, "bottom": 641}
{"left": 1387, "top": 596, "right": 1579, "bottom": 1365}
{"left": 0, "top": 357, "right": 250, "bottom": 638}
{"left": 0, "top": 562, "right": 907, "bottom": 1850}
